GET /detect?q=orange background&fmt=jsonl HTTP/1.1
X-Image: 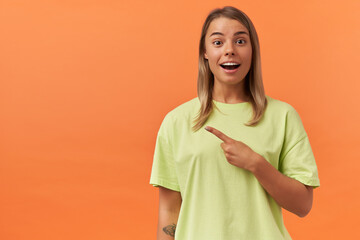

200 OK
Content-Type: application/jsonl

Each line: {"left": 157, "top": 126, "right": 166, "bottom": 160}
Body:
{"left": 1, "top": 0, "right": 359, "bottom": 239}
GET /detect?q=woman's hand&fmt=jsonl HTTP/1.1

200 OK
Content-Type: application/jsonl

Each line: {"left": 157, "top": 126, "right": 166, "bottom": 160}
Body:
{"left": 205, "top": 126, "right": 259, "bottom": 172}
{"left": 205, "top": 125, "right": 313, "bottom": 217}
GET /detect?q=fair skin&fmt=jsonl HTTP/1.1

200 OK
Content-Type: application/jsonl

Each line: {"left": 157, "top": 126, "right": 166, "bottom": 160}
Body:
{"left": 204, "top": 17, "right": 252, "bottom": 103}
{"left": 157, "top": 187, "right": 182, "bottom": 239}
{"left": 204, "top": 17, "right": 313, "bottom": 217}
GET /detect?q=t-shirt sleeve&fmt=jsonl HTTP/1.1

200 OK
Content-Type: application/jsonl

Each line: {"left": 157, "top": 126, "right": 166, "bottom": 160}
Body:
{"left": 149, "top": 113, "right": 180, "bottom": 192}
{"left": 279, "top": 106, "right": 320, "bottom": 188}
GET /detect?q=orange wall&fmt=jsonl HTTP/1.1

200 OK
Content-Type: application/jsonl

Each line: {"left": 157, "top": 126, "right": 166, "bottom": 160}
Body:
{"left": 1, "top": 0, "right": 359, "bottom": 239}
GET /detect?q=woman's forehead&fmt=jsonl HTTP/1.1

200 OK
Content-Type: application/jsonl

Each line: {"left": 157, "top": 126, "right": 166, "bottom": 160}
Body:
{"left": 207, "top": 17, "right": 248, "bottom": 37}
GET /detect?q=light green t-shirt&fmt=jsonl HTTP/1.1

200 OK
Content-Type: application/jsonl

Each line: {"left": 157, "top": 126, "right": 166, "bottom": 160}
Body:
{"left": 150, "top": 95, "right": 320, "bottom": 240}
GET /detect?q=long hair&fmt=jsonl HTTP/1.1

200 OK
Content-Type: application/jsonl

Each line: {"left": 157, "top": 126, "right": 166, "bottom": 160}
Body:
{"left": 192, "top": 6, "right": 267, "bottom": 132}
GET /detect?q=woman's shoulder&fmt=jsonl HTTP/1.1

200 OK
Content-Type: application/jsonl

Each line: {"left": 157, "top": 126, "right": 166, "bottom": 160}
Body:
{"left": 163, "top": 97, "right": 199, "bottom": 121}
{"left": 164, "top": 95, "right": 301, "bottom": 119}
{"left": 266, "top": 95, "right": 298, "bottom": 115}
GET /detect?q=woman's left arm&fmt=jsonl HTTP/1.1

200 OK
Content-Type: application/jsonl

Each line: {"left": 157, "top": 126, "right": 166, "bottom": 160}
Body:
{"left": 249, "top": 153, "right": 313, "bottom": 218}
{"left": 205, "top": 125, "right": 314, "bottom": 218}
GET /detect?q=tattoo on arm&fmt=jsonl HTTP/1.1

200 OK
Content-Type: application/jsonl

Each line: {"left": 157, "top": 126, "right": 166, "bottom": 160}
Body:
{"left": 163, "top": 223, "right": 176, "bottom": 237}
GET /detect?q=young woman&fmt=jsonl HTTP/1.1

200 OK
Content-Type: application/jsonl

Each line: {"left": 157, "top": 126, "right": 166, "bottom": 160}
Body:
{"left": 150, "top": 6, "right": 320, "bottom": 240}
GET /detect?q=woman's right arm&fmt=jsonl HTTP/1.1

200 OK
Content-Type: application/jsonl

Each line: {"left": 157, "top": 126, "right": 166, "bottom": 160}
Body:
{"left": 157, "top": 186, "right": 182, "bottom": 240}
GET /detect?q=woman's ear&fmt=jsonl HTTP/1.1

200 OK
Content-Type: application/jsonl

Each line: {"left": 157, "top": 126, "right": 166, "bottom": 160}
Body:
{"left": 204, "top": 52, "right": 208, "bottom": 59}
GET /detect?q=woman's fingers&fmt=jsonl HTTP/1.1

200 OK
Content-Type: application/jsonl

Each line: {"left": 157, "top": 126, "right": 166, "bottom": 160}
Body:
{"left": 205, "top": 126, "right": 233, "bottom": 143}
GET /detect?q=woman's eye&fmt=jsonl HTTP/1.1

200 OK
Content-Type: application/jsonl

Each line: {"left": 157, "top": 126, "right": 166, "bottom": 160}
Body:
{"left": 237, "top": 39, "right": 246, "bottom": 44}
{"left": 213, "top": 41, "right": 222, "bottom": 46}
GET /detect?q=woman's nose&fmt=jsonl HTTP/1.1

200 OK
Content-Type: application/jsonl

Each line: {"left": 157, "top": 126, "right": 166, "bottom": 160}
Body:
{"left": 224, "top": 44, "right": 235, "bottom": 56}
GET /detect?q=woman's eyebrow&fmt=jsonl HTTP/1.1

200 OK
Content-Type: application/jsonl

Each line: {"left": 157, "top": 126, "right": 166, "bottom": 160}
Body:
{"left": 209, "top": 31, "right": 249, "bottom": 37}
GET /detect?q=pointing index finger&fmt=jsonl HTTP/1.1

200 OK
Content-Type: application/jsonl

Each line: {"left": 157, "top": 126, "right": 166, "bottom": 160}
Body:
{"left": 205, "top": 126, "right": 232, "bottom": 143}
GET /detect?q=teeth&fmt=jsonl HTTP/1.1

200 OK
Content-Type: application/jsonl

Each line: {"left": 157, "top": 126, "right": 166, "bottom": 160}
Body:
{"left": 222, "top": 62, "right": 239, "bottom": 66}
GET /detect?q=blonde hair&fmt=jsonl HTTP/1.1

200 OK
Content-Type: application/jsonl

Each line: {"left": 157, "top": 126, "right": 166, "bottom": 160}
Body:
{"left": 192, "top": 6, "right": 268, "bottom": 132}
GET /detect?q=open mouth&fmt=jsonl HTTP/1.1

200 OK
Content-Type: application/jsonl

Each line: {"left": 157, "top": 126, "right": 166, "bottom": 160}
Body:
{"left": 220, "top": 64, "right": 240, "bottom": 70}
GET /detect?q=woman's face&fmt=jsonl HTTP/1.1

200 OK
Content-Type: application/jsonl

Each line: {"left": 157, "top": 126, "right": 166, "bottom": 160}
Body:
{"left": 204, "top": 17, "right": 252, "bottom": 85}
